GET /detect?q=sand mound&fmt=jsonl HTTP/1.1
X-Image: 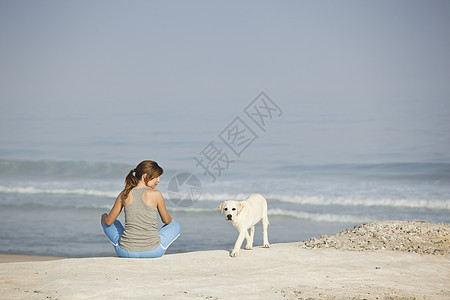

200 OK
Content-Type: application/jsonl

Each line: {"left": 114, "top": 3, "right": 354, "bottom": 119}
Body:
{"left": 300, "top": 221, "right": 449, "bottom": 255}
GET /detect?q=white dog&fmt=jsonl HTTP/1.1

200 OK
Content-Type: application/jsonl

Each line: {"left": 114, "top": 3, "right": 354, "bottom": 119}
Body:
{"left": 218, "top": 194, "right": 270, "bottom": 257}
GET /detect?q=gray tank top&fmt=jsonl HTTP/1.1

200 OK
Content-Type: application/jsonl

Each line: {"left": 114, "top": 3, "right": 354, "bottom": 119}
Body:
{"left": 119, "top": 188, "right": 161, "bottom": 251}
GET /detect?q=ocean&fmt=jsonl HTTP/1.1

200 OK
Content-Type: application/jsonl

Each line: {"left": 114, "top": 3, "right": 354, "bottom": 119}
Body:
{"left": 0, "top": 159, "right": 448, "bottom": 257}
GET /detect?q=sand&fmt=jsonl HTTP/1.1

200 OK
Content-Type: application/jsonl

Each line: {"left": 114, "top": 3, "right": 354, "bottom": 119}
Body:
{"left": 1, "top": 222, "right": 449, "bottom": 300}
{"left": 0, "top": 254, "right": 63, "bottom": 264}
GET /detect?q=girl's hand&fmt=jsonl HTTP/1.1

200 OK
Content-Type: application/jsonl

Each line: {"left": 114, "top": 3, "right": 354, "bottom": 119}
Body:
{"left": 101, "top": 213, "right": 108, "bottom": 225}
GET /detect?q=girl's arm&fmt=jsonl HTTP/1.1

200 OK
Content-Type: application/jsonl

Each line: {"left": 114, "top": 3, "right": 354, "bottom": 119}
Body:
{"left": 154, "top": 191, "right": 173, "bottom": 224}
{"left": 101, "top": 193, "right": 124, "bottom": 226}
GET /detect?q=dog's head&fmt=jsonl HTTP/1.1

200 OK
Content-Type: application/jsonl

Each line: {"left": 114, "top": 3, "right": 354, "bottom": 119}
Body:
{"left": 218, "top": 200, "right": 244, "bottom": 221}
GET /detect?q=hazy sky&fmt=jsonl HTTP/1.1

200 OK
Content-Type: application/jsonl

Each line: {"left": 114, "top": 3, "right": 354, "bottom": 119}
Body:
{"left": 1, "top": 0, "right": 449, "bottom": 167}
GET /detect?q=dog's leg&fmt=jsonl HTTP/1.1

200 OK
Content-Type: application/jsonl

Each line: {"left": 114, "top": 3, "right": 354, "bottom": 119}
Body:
{"left": 262, "top": 217, "right": 270, "bottom": 248}
{"left": 230, "top": 230, "right": 247, "bottom": 257}
{"left": 245, "top": 226, "right": 255, "bottom": 250}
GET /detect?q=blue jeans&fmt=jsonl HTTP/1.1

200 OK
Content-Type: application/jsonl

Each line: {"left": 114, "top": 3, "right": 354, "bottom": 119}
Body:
{"left": 102, "top": 220, "right": 181, "bottom": 258}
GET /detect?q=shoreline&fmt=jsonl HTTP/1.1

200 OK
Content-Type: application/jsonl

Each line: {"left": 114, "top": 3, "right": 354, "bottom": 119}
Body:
{"left": 0, "top": 253, "right": 64, "bottom": 263}
{"left": 2, "top": 221, "right": 447, "bottom": 261}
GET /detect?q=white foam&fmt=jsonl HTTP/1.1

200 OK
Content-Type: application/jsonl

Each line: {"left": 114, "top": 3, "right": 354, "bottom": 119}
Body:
{"left": 268, "top": 194, "right": 450, "bottom": 210}
{"left": 0, "top": 186, "right": 119, "bottom": 198}
{"left": 2, "top": 185, "right": 448, "bottom": 211}
{"left": 169, "top": 191, "right": 450, "bottom": 210}
{"left": 268, "top": 208, "right": 372, "bottom": 224}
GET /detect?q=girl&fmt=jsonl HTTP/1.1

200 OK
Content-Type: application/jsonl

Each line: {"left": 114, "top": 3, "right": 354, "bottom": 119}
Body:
{"left": 101, "top": 160, "right": 180, "bottom": 258}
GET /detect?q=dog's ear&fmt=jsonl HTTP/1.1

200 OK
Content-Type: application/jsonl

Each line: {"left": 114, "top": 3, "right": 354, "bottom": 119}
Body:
{"left": 218, "top": 203, "right": 224, "bottom": 215}
{"left": 237, "top": 202, "right": 244, "bottom": 215}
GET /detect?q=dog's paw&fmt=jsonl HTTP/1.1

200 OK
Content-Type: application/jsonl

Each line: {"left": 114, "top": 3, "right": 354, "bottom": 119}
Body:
{"left": 263, "top": 243, "right": 271, "bottom": 248}
{"left": 245, "top": 245, "right": 253, "bottom": 250}
{"left": 230, "top": 251, "right": 239, "bottom": 258}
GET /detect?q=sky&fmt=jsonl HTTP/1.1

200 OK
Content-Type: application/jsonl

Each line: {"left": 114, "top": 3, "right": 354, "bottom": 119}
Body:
{"left": 0, "top": 0, "right": 449, "bottom": 169}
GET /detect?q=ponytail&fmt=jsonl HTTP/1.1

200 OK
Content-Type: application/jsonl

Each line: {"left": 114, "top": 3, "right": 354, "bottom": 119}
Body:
{"left": 121, "top": 161, "right": 164, "bottom": 200}
{"left": 122, "top": 169, "right": 138, "bottom": 200}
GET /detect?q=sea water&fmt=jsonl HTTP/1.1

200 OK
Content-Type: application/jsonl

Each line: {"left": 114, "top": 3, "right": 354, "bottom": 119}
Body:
{"left": 0, "top": 159, "right": 448, "bottom": 257}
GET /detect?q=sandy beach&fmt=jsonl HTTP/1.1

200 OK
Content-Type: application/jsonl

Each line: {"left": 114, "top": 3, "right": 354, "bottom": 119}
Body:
{"left": 0, "top": 254, "right": 63, "bottom": 264}
{"left": 1, "top": 221, "right": 449, "bottom": 300}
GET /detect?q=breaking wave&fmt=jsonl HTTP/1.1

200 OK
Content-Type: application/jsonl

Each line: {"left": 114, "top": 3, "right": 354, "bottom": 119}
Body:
{"left": 1, "top": 187, "right": 448, "bottom": 210}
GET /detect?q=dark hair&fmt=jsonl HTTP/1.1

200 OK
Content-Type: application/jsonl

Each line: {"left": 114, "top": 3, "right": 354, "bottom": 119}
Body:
{"left": 121, "top": 160, "right": 164, "bottom": 199}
